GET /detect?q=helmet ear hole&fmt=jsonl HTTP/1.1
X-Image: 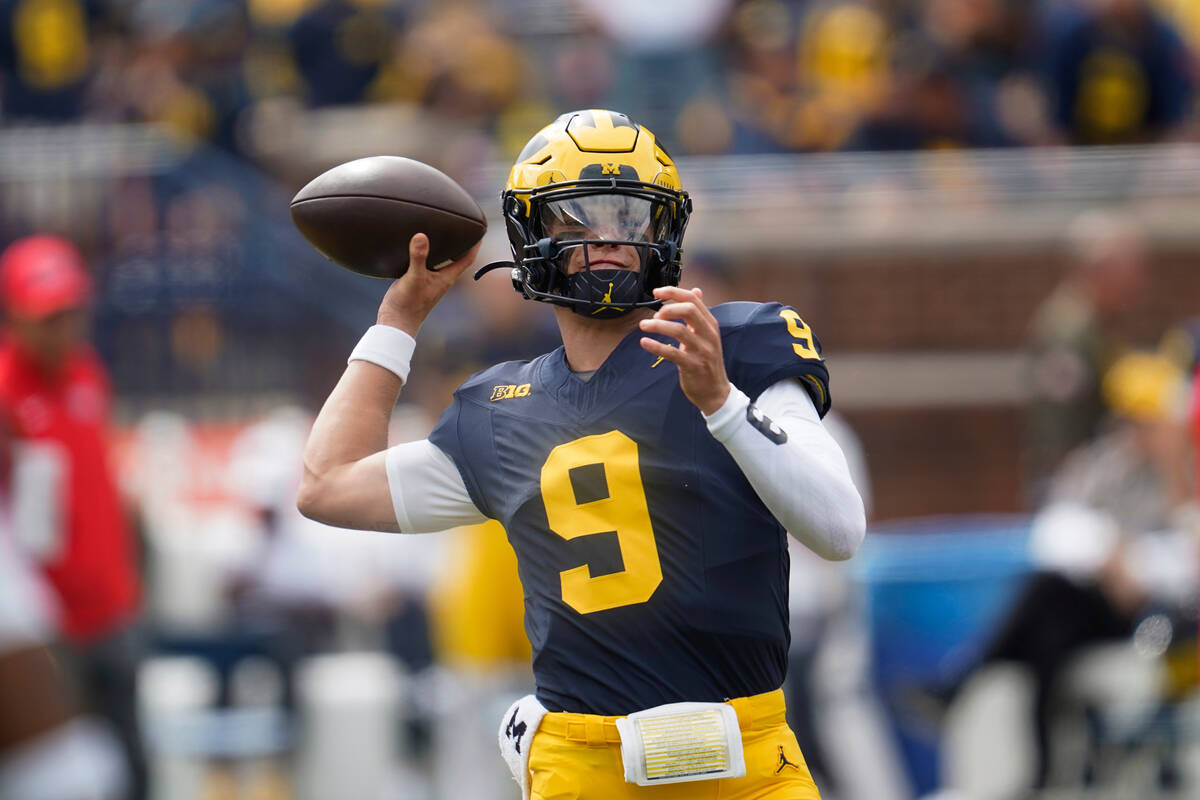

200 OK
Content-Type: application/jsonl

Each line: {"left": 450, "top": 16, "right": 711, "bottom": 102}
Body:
{"left": 503, "top": 194, "right": 524, "bottom": 217}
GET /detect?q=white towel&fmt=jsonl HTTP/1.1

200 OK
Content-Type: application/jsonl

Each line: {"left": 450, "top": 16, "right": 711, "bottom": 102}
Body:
{"left": 498, "top": 694, "right": 548, "bottom": 800}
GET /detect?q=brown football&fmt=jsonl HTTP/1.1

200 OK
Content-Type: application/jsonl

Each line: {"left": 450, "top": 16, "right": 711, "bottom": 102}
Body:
{"left": 290, "top": 156, "right": 487, "bottom": 279}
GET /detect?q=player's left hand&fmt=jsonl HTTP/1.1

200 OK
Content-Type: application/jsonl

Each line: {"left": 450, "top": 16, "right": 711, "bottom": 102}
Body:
{"left": 638, "top": 286, "right": 731, "bottom": 416}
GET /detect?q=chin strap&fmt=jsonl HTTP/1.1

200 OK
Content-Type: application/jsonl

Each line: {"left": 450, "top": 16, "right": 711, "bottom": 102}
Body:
{"left": 473, "top": 261, "right": 517, "bottom": 280}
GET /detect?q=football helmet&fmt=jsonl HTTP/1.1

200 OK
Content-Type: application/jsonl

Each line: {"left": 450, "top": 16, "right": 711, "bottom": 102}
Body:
{"left": 475, "top": 110, "right": 692, "bottom": 318}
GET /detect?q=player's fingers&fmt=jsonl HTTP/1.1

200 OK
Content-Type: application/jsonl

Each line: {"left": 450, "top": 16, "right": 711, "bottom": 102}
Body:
{"left": 654, "top": 287, "right": 718, "bottom": 332}
{"left": 689, "top": 287, "right": 721, "bottom": 328}
{"left": 638, "top": 318, "right": 696, "bottom": 348}
{"left": 653, "top": 302, "right": 699, "bottom": 324}
{"left": 408, "top": 233, "right": 430, "bottom": 276}
{"left": 639, "top": 337, "right": 688, "bottom": 365}
{"left": 653, "top": 285, "right": 703, "bottom": 306}
{"left": 654, "top": 300, "right": 719, "bottom": 340}
{"left": 437, "top": 241, "right": 481, "bottom": 282}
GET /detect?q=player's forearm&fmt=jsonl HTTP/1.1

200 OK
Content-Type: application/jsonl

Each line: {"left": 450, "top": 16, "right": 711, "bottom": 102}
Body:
{"left": 303, "top": 361, "right": 399, "bottom": 476}
{"left": 297, "top": 360, "right": 403, "bottom": 528}
{"left": 706, "top": 385, "right": 865, "bottom": 560}
{"left": 299, "top": 320, "right": 420, "bottom": 528}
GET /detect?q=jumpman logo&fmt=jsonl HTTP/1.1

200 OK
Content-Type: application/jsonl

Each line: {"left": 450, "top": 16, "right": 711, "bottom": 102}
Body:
{"left": 775, "top": 745, "right": 800, "bottom": 774}
{"left": 591, "top": 282, "right": 616, "bottom": 315}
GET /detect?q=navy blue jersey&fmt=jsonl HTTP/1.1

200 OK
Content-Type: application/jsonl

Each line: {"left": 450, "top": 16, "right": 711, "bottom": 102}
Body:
{"left": 428, "top": 302, "right": 831, "bottom": 715}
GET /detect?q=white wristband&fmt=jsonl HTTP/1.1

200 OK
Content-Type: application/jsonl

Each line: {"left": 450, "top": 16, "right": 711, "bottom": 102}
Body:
{"left": 348, "top": 325, "right": 416, "bottom": 383}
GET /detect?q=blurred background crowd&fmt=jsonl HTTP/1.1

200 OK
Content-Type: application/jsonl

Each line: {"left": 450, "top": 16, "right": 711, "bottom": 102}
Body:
{"left": 4, "top": 0, "right": 1200, "bottom": 159}
{"left": 0, "top": 1, "right": 1198, "bottom": 800}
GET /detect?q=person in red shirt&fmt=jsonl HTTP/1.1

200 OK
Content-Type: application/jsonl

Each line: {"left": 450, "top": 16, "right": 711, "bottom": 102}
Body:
{"left": 0, "top": 234, "right": 146, "bottom": 800}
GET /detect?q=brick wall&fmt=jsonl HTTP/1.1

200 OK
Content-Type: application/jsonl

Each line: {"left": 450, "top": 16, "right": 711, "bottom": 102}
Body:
{"left": 719, "top": 247, "right": 1199, "bottom": 521}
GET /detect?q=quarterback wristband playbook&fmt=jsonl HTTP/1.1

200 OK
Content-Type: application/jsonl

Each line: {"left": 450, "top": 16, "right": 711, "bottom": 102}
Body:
{"left": 348, "top": 325, "right": 416, "bottom": 383}
{"left": 615, "top": 701, "right": 747, "bottom": 786}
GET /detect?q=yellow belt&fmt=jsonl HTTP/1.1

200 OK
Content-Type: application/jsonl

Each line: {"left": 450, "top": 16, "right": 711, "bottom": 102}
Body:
{"left": 537, "top": 688, "right": 787, "bottom": 746}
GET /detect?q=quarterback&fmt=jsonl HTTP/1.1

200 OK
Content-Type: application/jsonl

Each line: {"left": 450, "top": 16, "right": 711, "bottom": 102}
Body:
{"left": 299, "top": 110, "right": 865, "bottom": 799}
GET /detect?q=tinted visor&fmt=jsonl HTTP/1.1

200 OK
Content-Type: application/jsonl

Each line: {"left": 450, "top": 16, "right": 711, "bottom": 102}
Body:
{"left": 539, "top": 195, "right": 667, "bottom": 244}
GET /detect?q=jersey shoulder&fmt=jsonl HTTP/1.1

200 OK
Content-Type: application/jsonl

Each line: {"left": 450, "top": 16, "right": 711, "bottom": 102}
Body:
{"left": 452, "top": 353, "right": 554, "bottom": 407}
{"left": 430, "top": 355, "right": 553, "bottom": 520}
{"left": 711, "top": 300, "right": 772, "bottom": 328}
{"left": 713, "top": 301, "right": 832, "bottom": 416}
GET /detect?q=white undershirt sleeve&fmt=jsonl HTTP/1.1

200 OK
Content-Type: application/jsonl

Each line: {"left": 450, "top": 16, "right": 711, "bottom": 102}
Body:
{"left": 704, "top": 379, "right": 866, "bottom": 560}
{"left": 385, "top": 439, "right": 489, "bottom": 533}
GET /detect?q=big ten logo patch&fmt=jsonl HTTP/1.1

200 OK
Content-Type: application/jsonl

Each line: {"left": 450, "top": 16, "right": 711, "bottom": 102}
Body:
{"left": 490, "top": 383, "right": 531, "bottom": 402}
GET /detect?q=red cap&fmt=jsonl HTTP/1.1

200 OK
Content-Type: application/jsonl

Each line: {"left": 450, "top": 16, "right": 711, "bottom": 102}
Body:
{"left": 0, "top": 235, "right": 91, "bottom": 318}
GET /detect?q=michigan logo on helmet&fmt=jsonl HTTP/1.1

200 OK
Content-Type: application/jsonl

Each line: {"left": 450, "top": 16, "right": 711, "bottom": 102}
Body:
{"left": 474, "top": 110, "right": 692, "bottom": 318}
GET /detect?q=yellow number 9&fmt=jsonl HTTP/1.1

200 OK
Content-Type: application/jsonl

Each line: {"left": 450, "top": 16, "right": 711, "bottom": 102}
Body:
{"left": 541, "top": 431, "right": 663, "bottom": 614}
{"left": 779, "top": 309, "right": 821, "bottom": 360}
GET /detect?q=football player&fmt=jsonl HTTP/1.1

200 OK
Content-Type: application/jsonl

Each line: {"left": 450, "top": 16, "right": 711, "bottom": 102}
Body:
{"left": 299, "top": 110, "right": 866, "bottom": 799}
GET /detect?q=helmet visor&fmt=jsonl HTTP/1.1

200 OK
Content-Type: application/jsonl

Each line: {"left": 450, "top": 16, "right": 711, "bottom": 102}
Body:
{"left": 539, "top": 195, "right": 667, "bottom": 245}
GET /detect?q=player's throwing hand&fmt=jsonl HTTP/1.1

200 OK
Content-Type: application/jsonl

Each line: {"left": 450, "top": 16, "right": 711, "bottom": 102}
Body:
{"left": 378, "top": 233, "right": 479, "bottom": 337}
{"left": 638, "top": 286, "right": 732, "bottom": 415}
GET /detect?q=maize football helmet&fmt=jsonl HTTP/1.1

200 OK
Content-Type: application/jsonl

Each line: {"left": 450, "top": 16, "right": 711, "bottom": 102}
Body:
{"left": 475, "top": 110, "right": 692, "bottom": 318}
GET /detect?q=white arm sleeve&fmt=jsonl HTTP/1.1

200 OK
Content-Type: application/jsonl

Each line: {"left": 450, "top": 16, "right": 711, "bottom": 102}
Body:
{"left": 385, "top": 439, "right": 488, "bottom": 533}
{"left": 704, "top": 380, "right": 866, "bottom": 560}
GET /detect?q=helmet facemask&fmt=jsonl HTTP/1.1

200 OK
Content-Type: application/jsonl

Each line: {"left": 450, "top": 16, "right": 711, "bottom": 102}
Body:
{"left": 501, "top": 180, "right": 689, "bottom": 318}
{"left": 538, "top": 193, "right": 665, "bottom": 318}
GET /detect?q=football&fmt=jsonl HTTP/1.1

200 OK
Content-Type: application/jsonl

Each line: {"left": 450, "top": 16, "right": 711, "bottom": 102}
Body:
{"left": 290, "top": 156, "right": 487, "bottom": 279}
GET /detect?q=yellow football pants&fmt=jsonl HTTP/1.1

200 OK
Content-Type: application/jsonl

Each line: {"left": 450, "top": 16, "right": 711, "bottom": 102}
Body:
{"left": 529, "top": 689, "right": 821, "bottom": 799}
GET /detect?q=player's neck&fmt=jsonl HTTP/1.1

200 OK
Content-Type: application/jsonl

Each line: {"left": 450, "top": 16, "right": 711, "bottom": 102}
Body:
{"left": 555, "top": 307, "right": 653, "bottom": 373}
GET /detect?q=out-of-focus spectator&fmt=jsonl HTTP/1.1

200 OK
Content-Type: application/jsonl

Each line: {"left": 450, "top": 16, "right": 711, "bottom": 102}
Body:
{"left": 576, "top": 0, "right": 731, "bottom": 52}
{"left": 846, "top": 49, "right": 976, "bottom": 150}
{"left": 1044, "top": 0, "right": 1196, "bottom": 145}
{"left": 288, "top": 0, "right": 399, "bottom": 108}
{"left": 0, "top": 0, "right": 106, "bottom": 121}
{"left": 1, "top": 408, "right": 127, "bottom": 800}
{"left": 786, "top": 410, "right": 915, "bottom": 800}
{"left": 1025, "top": 209, "right": 1148, "bottom": 499}
{"left": 723, "top": 0, "right": 893, "bottom": 153}
{"left": 0, "top": 234, "right": 147, "bottom": 800}
{"left": 0, "top": 514, "right": 127, "bottom": 800}
{"left": 919, "top": 0, "right": 1054, "bottom": 146}
{"left": 925, "top": 349, "right": 1195, "bottom": 791}
{"left": 427, "top": 519, "right": 531, "bottom": 800}
{"left": 2, "top": 0, "right": 1196, "bottom": 162}
{"left": 222, "top": 404, "right": 447, "bottom": 702}
{"left": 398, "top": 3, "right": 527, "bottom": 127}
{"left": 797, "top": 0, "right": 893, "bottom": 150}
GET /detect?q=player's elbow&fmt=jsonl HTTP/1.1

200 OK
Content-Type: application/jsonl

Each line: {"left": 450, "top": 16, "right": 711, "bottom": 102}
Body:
{"left": 295, "top": 478, "right": 320, "bottom": 522}
{"left": 295, "top": 472, "right": 332, "bottom": 524}
{"left": 818, "top": 490, "right": 867, "bottom": 562}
